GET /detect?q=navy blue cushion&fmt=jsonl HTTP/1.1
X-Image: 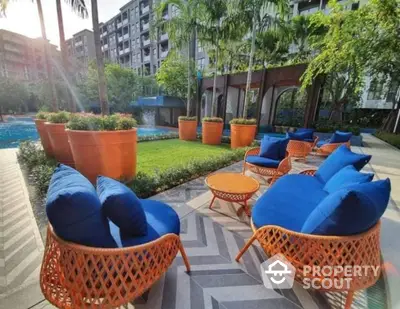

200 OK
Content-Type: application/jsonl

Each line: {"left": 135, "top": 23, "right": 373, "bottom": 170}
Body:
{"left": 259, "top": 136, "right": 281, "bottom": 160}
{"left": 317, "top": 140, "right": 329, "bottom": 148}
{"left": 286, "top": 131, "right": 310, "bottom": 141}
{"left": 246, "top": 155, "right": 280, "bottom": 168}
{"left": 252, "top": 174, "right": 328, "bottom": 232}
{"left": 301, "top": 179, "right": 391, "bottom": 236}
{"left": 46, "top": 164, "right": 116, "bottom": 248}
{"left": 304, "top": 138, "right": 315, "bottom": 143}
{"left": 97, "top": 176, "right": 147, "bottom": 236}
{"left": 323, "top": 165, "right": 374, "bottom": 193}
{"left": 330, "top": 131, "right": 352, "bottom": 143}
{"left": 296, "top": 128, "right": 315, "bottom": 140}
{"left": 279, "top": 137, "right": 290, "bottom": 159}
{"left": 110, "top": 199, "right": 180, "bottom": 247}
{"left": 315, "top": 145, "right": 371, "bottom": 183}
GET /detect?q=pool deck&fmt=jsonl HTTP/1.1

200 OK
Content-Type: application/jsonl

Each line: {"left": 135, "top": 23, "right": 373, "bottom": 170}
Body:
{"left": 0, "top": 134, "right": 399, "bottom": 309}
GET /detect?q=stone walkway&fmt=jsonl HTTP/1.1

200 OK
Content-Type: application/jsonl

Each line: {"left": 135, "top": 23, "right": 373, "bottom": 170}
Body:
{"left": 0, "top": 134, "right": 399, "bottom": 309}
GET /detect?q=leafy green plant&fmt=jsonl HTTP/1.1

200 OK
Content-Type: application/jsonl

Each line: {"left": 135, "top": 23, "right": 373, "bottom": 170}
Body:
{"left": 178, "top": 116, "right": 197, "bottom": 121}
{"left": 229, "top": 118, "right": 257, "bottom": 125}
{"left": 66, "top": 114, "right": 137, "bottom": 131}
{"left": 35, "top": 112, "right": 49, "bottom": 120}
{"left": 202, "top": 117, "right": 223, "bottom": 123}
{"left": 138, "top": 132, "right": 179, "bottom": 142}
{"left": 47, "top": 111, "right": 71, "bottom": 124}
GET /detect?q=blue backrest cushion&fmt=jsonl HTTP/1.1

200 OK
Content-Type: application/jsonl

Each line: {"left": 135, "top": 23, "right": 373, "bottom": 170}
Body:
{"left": 278, "top": 137, "right": 290, "bottom": 160}
{"left": 296, "top": 128, "right": 315, "bottom": 140}
{"left": 46, "top": 164, "right": 116, "bottom": 248}
{"left": 301, "top": 179, "right": 391, "bottom": 236}
{"left": 97, "top": 176, "right": 147, "bottom": 236}
{"left": 323, "top": 165, "right": 374, "bottom": 193}
{"left": 259, "top": 136, "right": 282, "bottom": 160}
{"left": 286, "top": 131, "right": 310, "bottom": 141}
{"left": 330, "top": 131, "right": 352, "bottom": 143}
{"left": 315, "top": 145, "right": 372, "bottom": 183}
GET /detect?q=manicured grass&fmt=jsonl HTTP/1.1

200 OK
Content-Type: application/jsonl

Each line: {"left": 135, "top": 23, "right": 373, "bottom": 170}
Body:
{"left": 137, "top": 139, "right": 233, "bottom": 174}
{"left": 374, "top": 131, "right": 400, "bottom": 149}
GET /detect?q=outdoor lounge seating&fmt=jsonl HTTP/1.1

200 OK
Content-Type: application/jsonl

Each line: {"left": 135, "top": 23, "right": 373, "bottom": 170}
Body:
{"left": 236, "top": 146, "right": 387, "bottom": 309}
{"left": 243, "top": 136, "right": 291, "bottom": 185}
{"left": 40, "top": 165, "right": 190, "bottom": 308}
{"left": 286, "top": 129, "right": 319, "bottom": 160}
{"left": 315, "top": 131, "right": 352, "bottom": 156}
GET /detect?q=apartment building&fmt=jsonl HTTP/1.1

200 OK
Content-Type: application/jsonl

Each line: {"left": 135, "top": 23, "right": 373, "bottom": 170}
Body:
{"left": 0, "top": 29, "right": 60, "bottom": 81}
{"left": 66, "top": 29, "right": 96, "bottom": 79}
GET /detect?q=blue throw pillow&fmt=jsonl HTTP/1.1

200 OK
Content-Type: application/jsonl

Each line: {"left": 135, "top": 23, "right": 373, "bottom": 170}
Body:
{"left": 330, "top": 131, "right": 352, "bottom": 143}
{"left": 286, "top": 131, "right": 310, "bottom": 141}
{"left": 315, "top": 145, "right": 371, "bottom": 183}
{"left": 97, "top": 176, "right": 147, "bottom": 236}
{"left": 259, "top": 136, "right": 281, "bottom": 160}
{"left": 324, "top": 165, "right": 374, "bottom": 193}
{"left": 46, "top": 164, "right": 116, "bottom": 248}
{"left": 279, "top": 137, "right": 290, "bottom": 160}
{"left": 301, "top": 179, "right": 391, "bottom": 236}
{"left": 296, "top": 128, "right": 315, "bottom": 140}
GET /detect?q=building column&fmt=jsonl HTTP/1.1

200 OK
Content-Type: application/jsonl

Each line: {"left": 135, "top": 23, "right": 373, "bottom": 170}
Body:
{"left": 222, "top": 74, "right": 229, "bottom": 125}
{"left": 256, "top": 69, "right": 267, "bottom": 132}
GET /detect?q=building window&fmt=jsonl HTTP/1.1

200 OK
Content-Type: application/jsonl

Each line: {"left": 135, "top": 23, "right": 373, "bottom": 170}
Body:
{"left": 197, "top": 58, "right": 205, "bottom": 69}
{"left": 386, "top": 81, "right": 399, "bottom": 102}
{"left": 135, "top": 6, "right": 139, "bottom": 17}
{"left": 153, "top": 48, "right": 157, "bottom": 56}
{"left": 368, "top": 78, "right": 384, "bottom": 100}
{"left": 351, "top": 2, "right": 360, "bottom": 10}
{"left": 197, "top": 41, "right": 203, "bottom": 53}
{"left": 136, "top": 37, "right": 139, "bottom": 45}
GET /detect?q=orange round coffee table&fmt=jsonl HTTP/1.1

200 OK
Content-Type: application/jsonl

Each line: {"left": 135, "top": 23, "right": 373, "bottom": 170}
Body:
{"left": 205, "top": 173, "right": 260, "bottom": 217}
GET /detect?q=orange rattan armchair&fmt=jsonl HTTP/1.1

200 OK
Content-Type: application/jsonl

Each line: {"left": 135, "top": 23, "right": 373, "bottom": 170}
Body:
{"left": 242, "top": 147, "right": 292, "bottom": 185}
{"left": 236, "top": 220, "right": 381, "bottom": 309}
{"left": 287, "top": 136, "right": 319, "bottom": 161}
{"left": 314, "top": 141, "right": 351, "bottom": 157}
{"left": 40, "top": 225, "right": 190, "bottom": 309}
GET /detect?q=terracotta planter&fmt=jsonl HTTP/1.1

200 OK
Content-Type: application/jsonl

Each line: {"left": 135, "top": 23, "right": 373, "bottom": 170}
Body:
{"left": 230, "top": 124, "right": 257, "bottom": 149}
{"left": 34, "top": 119, "right": 53, "bottom": 157}
{"left": 45, "top": 123, "right": 74, "bottom": 167}
{"left": 67, "top": 129, "right": 137, "bottom": 183}
{"left": 202, "top": 121, "right": 223, "bottom": 145}
{"left": 178, "top": 120, "right": 197, "bottom": 141}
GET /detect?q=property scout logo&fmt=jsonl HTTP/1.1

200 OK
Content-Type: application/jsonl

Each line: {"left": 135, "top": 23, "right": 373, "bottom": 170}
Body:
{"left": 261, "top": 254, "right": 381, "bottom": 290}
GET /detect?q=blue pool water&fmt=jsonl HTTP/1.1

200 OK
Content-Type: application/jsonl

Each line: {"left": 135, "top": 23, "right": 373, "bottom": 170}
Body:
{"left": 0, "top": 117, "right": 176, "bottom": 149}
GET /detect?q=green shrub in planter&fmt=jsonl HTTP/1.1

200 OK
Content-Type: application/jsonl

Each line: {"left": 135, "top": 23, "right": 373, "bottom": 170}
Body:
{"left": 178, "top": 116, "right": 197, "bottom": 121}
{"left": 66, "top": 114, "right": 137, "bottom": 131}
{"left": 202, "top": 117, "right": 223, "bottom": 123}
{"left": 36, "top": 112, "right": 49, "bottom": 120}
{"left": 47, "top": 111, "right": 71, "bottom": 123}
{"left": 229, "top": 118, "right": 256, "bottom": 125}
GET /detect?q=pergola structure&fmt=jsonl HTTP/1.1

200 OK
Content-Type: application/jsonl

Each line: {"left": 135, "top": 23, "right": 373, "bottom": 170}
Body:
{"left": 197, "top": 64, "right": 323, "bottom": 131}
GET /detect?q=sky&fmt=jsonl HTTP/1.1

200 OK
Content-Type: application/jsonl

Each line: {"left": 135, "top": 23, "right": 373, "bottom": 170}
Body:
{"left": 0, "top": 0, "right": 129, "bottom": 48}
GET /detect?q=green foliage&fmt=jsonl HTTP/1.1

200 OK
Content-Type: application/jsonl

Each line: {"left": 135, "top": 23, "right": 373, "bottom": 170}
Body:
{"left": 229, "top": 118, "right": 257, "bottom": 125}
{"left": 35, "top": 112, "right": 49, "bottom": 120}
{"left": 178, "top": 116, "right": 197, "bottom": 121}
{"left": 155, "top": 52, "right": 196, "bottom": 99}
{"left": 66, "top": 114, "right": 137, "bottom": 131}
{"left": 374, "top": 132, "right": 400, "bottom": 149}
{"left": 0, "top": 78, "right": 29, "bottom": 118}
{"left": 138, "top": 132, "right": 179, "bottom": 142}
{"left": 47, "top": 111, "right": 71, "bottom": 124}
{"left": 202, "top": 117, "right": 223, "bottom": 123}
{"left": 313, "top": 121, "right": 360, "bottom": 136}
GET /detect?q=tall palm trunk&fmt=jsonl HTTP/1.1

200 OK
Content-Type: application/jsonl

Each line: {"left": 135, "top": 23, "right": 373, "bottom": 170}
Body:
{"left": 211, "top": 26, "right": 219, "bottom": 117}
{"left": 56, "top": 0, "right": 75, "bottom": 112}
{"left": 243, "top": 13, "right": 256, "bottom": 119}
{"left": 186, "top": 40, "right": 192, "bottom": 117}
{"left": 91, "top": 0, "right": 109, "bottom": 115}
{"left": 36, "top": 0, "right": 58, "bottom": 112}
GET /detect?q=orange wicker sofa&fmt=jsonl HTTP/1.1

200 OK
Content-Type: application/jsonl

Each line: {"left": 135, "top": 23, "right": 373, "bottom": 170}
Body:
{"left": 236, "top": 146, "right": 390, "bottom": 309}
{"left": 40, "top": 164, "right": 190, "bottom": 308}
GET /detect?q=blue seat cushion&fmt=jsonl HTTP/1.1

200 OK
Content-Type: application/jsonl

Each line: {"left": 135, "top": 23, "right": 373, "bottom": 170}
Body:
{"left": 296, "top": 128, "right": 315, "bottom": 140}
{"left": 323, "top": 165, "right": 374, "bottom": 193}
{"left": 252, "top": 174, "right": 328, "bottom": 232}
{"left": 330, "top": 131, "right": 352, "bottom": 143}
{"left": 46, "top": 164, "right": 116, "bottom": 248}
{"left": 97, "top": 176, "right": 147, "bottom": 236}
{"left": 301, "top": 179, "right": 391, "bottom": 236}
{"left": 315, "top": 145, "right": 371, "bottom": 183}
{"left": 246, "top": 155, "right": 280, "bottom": 168}
{"left": 304, "top": 138, "right": 315, "bottom": 143}
{"left": 259, "top": 136, "right": 282, "bottom": 160}
{"left": 110, "top": 199, "right": 180, "bottom": 247}
{"left": 317, "top": 140, "right": 329, "bottom": 148}
{"left": 286, "top": 131, "right": 310, "bottom": 141}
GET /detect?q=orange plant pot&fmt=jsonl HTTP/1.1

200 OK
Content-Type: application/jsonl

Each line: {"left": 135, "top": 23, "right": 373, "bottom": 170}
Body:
{"left": 179, "top": 120, "right": 197, "bottom": 141}
{"left": 67, "top": 129, "right": 137, "bottom": 183}
{"left": 202, "top": 122, "right": 223, "bottom": 145}
{"left": 34, "top": 119, "right": 53, "bottom": 157}
{"left": 45, "top": 123, "right": 74, "bottom": 167}
{"left": 230, "top": 124, "right": 257, "bottom": 149}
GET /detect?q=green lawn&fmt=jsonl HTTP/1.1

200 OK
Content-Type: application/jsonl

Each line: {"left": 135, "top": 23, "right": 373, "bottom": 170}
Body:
{"left": 137, "top": 139, "right": 233, "bottom": 174}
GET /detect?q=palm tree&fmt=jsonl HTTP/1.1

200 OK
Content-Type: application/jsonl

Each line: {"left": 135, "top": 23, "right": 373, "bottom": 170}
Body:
{"left": 237, "top": 0, "right": 289, "bottom": 118}
{"left": 155, "top": 0, "right": 200, "bottom": 117}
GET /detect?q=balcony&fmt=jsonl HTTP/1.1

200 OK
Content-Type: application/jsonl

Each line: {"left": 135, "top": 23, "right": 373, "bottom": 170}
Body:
{"left": 124, "top": 47, "right": 130, "bottom": 54}
{"left": 117, "top": 22, "right": 122, "bottom": 28}
{"left": 75, "top": 40, "right": 83, "bottom": 46}
{"left": 161, "top": 50, "right": 168, "bottom": 58}
{"left": 163, "top": 13, "right": 169, "bottom": 20}
{"left": 103, "top": 44, "right": 109, "bottom": 50}
{"left": 143, "top": 55, "right": 150, "bottom": 62}
{"left": 100, "top": 31, "right": 107, "bottom": 37}
{"left": 118, "top": 36, "right": 123, "bottom": 42}
{"left": 141, "top": 5, "right": 149, "bottom": 14}
{"left": 122, "top": 19, "right": 128, "bottom": 25}
{"left": 160, "top": 33, "right": 168, "bottom": 41}
{"left": 142, "top": 22, "right": 149, "bottom": 31}
{"left": 123, "top": 33, "right": 129, "bottom": 40}
{"left": 142, "top": 38, "right": 150, "bottom": 46}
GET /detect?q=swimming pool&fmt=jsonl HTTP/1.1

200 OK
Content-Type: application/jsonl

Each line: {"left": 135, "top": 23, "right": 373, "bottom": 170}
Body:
{"left": 0, "top": 117, "right": 176, "bottom": 149}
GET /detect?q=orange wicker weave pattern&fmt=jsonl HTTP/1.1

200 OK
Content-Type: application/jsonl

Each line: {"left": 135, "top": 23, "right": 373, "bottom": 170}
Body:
{"left": 287, "top": 140, "right": 313, "bottom": 160}
{"left": 315, "top": 141, "right": 351, "bottom": 157}
{"left": 40, "top": 226, "right": 190, "bottom": 309}
{"left": 299, "top": 169, "right": 317, "bottom": 176}
{"left": 243, "top": 148, "right": 292, "bottom": 185}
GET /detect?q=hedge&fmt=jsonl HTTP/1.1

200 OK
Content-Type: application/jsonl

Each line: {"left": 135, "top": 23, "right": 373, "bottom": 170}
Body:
{"left": 374, "top": 131, "right": 400, "bottom": 149}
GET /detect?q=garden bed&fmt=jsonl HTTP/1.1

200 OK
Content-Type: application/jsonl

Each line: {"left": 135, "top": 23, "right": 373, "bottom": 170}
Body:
{"left": 374, "top": 132, "right": 400, "bottom": 149}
